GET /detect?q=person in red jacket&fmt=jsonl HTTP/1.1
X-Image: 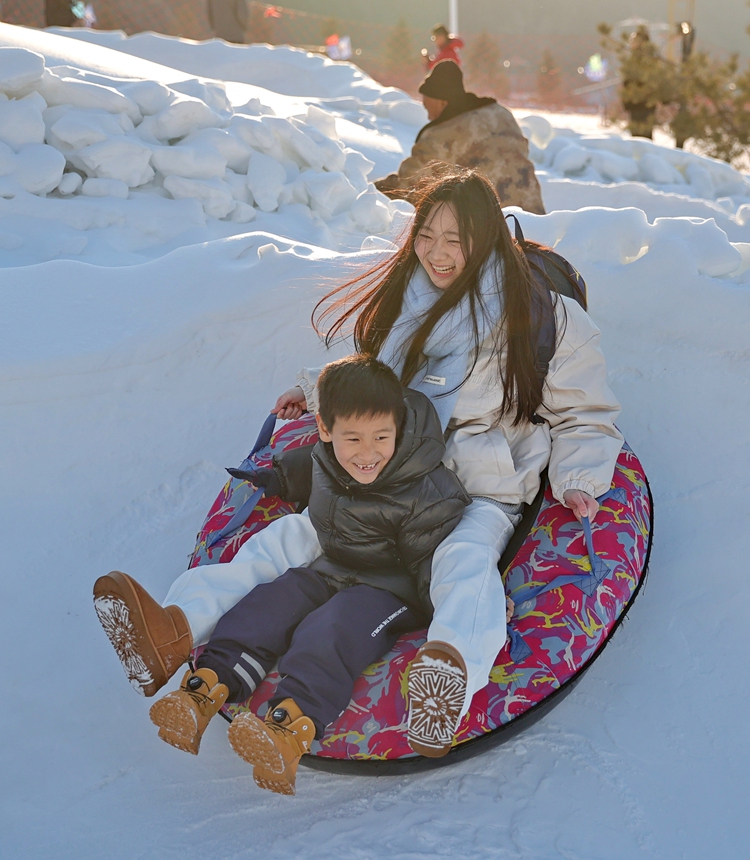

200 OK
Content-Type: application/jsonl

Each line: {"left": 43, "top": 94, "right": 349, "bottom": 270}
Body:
{"left": 423, "top": 24, "right": 464, "bottom": 69}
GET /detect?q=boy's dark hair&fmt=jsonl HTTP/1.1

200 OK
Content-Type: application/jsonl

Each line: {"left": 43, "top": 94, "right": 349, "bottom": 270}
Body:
{"left": 317, "top": 355, "right": 406, "bottom": 432}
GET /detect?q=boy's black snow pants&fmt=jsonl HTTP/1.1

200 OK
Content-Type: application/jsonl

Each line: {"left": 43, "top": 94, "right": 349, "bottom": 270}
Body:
{"left": 196, "top": 567, "right": 419, "bottom": 736}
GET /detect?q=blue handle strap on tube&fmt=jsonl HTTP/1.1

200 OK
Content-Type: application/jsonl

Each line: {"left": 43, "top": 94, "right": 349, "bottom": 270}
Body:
{"left": 248, "top": 413, "right": 278, "bottom": 458}
{"left": 206, "top": 414, "right": 278, "bottom": 549}
{"left": 507, "top": 494, "right": 621, "bottom": 661}
{"left": 509, "top": 514, "right": 612, "bottom": 608}
{"left": 579, "top": 514, "right": 610, "bottom": 595}
{"left": 206, "top": 486, "right": 265, "bottom": 549}
{"left": 508, "top": 628, "right": 533, "bottom": 664}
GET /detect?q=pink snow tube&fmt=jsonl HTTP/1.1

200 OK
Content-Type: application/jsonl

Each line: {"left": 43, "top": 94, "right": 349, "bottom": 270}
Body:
{"left": 189, "top": 414, "right": 652, "bottom": 773}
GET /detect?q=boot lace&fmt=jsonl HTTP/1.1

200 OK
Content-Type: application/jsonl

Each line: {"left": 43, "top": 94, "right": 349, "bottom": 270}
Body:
{"left": 265, "top": 715, "right": 311, "bottom": 755}
{"left": 182, "top": 679, "right": 217, "bottom": 708}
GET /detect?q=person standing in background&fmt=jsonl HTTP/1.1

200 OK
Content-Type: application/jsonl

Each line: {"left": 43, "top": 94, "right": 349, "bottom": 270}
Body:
{"left": 620, "top": 25, "right": 664, "bottom": 140}
{"left": 422, "top": 24, "right": 463, "bottom": 69}
{"left": 375, "top": 61, "right": 545, "bottom": 214}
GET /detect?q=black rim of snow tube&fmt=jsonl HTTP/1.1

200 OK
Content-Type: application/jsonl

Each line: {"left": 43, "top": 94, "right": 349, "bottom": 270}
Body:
{"left": 299, "top": 471, "right": 654, "bottom": 776}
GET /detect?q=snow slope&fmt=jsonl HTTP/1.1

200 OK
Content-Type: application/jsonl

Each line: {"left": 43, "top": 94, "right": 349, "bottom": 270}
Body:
{"left": 1, "top": 25, "right": 750, "bottom": 860}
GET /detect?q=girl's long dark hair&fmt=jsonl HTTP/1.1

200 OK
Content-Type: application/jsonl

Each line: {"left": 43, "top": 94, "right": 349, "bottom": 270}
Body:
{"left": 314, "top": 168, "right": 559, "bottom": 425}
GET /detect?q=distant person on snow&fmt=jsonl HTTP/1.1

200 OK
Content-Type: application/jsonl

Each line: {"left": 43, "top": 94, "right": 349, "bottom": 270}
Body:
{"left": 422, "top": 23, "right": 464, "bottom": 69}
{"left": 375, "top": 60, "right": 546, "bottom": 214}
{"left": 96, "top": 356, "right": 471, "bottom": 795}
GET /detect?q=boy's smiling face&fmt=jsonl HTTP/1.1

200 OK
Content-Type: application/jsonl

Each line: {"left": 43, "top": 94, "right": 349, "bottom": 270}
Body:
{"left": 316, "top": 411, "right": 398, "bottom": 484}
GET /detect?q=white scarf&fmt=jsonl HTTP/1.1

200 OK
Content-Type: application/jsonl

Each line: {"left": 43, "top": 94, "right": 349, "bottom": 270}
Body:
{"left": 379, "top": 255, "right": 504, "bottom": 430}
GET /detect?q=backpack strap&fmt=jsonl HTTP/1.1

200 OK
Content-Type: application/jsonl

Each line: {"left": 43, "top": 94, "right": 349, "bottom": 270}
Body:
{"left": 505, "top": 212, "right": 525, "bottom": 244}
{"left": 529, "top": 286, "right": 556, "bottom": 426}
{"left": 504, "top": 215, "right": 556, "bottom": 394}
{"left": 503, "top": 215, "right": 590, "bottom": 424}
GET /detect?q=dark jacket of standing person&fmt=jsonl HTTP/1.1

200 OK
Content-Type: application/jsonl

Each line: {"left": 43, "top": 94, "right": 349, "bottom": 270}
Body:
{"left": 620, "top": 26, "right": 664, "bottom": 140}
{"left": 375, "top": 61, "right": 545, "bottom": 215}
{"left": 207, "top": 0, "right": 248, "bottom": 44}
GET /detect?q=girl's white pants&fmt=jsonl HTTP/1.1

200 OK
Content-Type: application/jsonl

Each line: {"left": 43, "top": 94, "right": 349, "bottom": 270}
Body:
{"left": 163, "top": 499, "right": 515, "bottom": 716}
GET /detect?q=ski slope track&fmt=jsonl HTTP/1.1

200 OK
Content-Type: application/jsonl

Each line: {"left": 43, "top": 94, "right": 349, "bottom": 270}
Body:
{"left": 1, "top": 24, "right": 749, "bottom": 860}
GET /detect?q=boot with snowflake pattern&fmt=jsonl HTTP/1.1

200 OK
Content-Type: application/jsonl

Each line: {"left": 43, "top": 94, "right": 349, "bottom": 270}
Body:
{"left": 407, "top": 640, "right": 467, "bottom": 758}
{"left": 149, "top": 668, "right": 229, "bottom": 755}
{"left": 228, "top": 698, "right": 316, "bottom": 796}
{"left": 93, "top": 570, "right": 192, "bottom": 697}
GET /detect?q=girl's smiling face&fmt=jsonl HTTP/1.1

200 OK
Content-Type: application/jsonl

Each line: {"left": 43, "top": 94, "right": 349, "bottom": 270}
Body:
{"left": 414, "top": 202, "right": 467, "bottom": 290}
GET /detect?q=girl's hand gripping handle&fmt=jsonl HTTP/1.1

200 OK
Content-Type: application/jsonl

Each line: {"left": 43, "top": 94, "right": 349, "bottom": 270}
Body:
{"left": 272, "top": 386, "right": 307, "bottom": 420}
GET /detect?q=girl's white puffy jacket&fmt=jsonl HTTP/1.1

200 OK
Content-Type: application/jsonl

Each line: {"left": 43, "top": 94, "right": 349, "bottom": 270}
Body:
{"left": 297, "top": 295, "right": 624, "bottom": 506}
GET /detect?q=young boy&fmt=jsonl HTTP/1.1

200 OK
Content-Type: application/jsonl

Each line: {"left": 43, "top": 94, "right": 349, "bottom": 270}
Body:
{"left": 113, "top": 355, "right": 470, "bottom": 794}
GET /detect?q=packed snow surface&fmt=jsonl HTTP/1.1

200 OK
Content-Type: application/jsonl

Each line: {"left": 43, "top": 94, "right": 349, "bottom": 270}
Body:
{"left": 1, "top": 24, "right": 749, "bottom": 860}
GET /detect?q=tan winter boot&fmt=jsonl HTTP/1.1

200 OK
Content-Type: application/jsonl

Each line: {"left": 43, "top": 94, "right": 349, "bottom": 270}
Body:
{"left": 228, "top": 698, "right": 316, "bottom": 796}
{"left": 93, "top": 571, "right": 192, "bottom": 697}
{"left": 149, "top": 668, "right": 229, "bottom": 755}
{"left": 407, "top": 640, "right": 467, "bottom": 758}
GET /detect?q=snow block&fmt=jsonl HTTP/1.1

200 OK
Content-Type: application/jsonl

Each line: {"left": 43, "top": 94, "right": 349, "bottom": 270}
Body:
{"left": 304, "top": 170, "right": 358, "bottom": 220}
{"left": 75, "top": 137, "right": 154, "bottom": 187}
{"left": 170, "top": 78, "right": 232, "bottom": 123}
{"left": 0, "top": 47, "right": 45, "bottom": 96}
{"left": 228, "top": 201, "right": 257, "bottom": 223}
{"left": 137, "top": 94, "right": 220, "bottom": 143}
{"left": 223, "top": 169, "right": 250, "bottom": 204}
{"left": 151, "top": 141, "right": 227, "bottom": 181}
{"left": 552, "top": 143, "right": 591, "bottom": 175}
{"left": 39, "top": 69, "right": 142, "bottom": 125}
{"left": 13, "top": 143, "right": 66, "bottom": 195}
{"left": 305, "top": 105, "right": 338, "bottom": 140}
{"left": 685, "top": 163, "right": 715, "bottom": 199}
{"left": 293, "top": 120, "right": 347, "bottom": 172}
{"left": 57, "top": 172, "right": 83, "bottom": 195}
{"left": 343, "top": 149, "right": 375, "bottom": 195}
{"left": 652, "top": 217, "right": 742, "bottom": 277}
{"left": 518, "top": 114, "right": 554, "bottom": 149}
{"left": 350, "top": 190, "right": 391, "bottom": 234}
{"left": 182, "top": 128, "right": 252, "bottom": 174}
{"left": 117, "top": 79, "right": 173, "bottom": 116}
{"left": 638, "top": 152, "right": 684, "bottom": 185}
{"left": 0, "top": 95, "right": 46, "bottom": 151}
{"left": 246, "top": 149, "right": 286, "bottom": 212}
{"left": 228, "top": 115, "right": 276, "bottom": 152}
{"left": 47, "top": 108, "right": 131, "bottom": 151}
{"left": 263, "top": 115, "right": 328, "bottom": 171}
{"left": 163, "top": 175, "right": 236, "bottom": 219}
{"left": 590, "top": 150, "right": 639, "bottom": 183}
{"left": 553, "top": 207, "right": 649, "bottom": 265}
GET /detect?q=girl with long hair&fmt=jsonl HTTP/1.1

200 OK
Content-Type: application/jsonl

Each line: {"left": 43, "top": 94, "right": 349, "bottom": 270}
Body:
{"left": 272, "top": 168, "right": 623, "bottom": 755}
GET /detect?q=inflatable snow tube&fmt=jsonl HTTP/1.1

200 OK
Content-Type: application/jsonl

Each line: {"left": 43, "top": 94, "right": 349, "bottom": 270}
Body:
{"left": 189, "top": 414, "right": 652, "bottom": 774}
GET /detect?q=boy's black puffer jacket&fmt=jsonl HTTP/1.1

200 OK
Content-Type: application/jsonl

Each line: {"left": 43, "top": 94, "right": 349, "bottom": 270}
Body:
{"left": 305, "top": 389, "right": 471, "bottom": 618}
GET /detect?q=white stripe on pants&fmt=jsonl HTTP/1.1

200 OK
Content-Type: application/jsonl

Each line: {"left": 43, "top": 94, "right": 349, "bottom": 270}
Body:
{"left": 427, "top": 498, "right": 516, "bottom": 717}
{"left": 163, "top": 511, "right": 322, "bottom": 646}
